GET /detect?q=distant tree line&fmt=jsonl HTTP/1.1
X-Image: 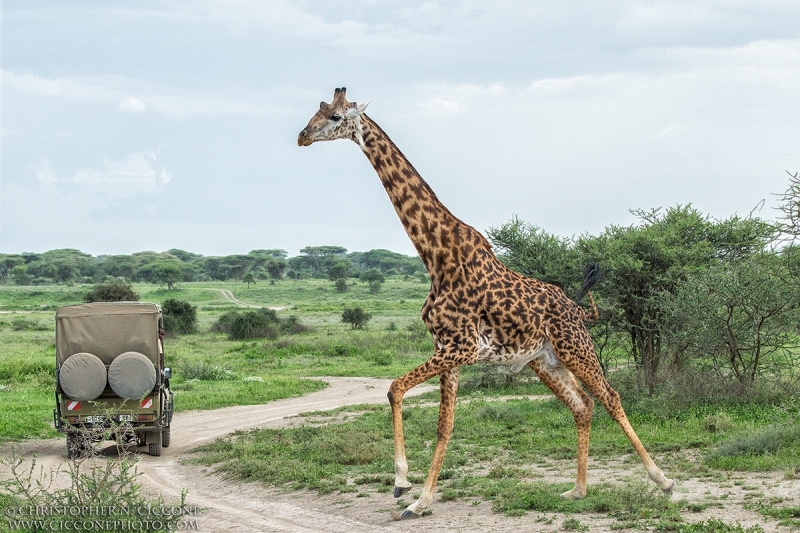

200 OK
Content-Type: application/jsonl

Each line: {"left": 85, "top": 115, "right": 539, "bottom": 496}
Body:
{"left": 0, "top": 246, "right": 425, "bottom": 288}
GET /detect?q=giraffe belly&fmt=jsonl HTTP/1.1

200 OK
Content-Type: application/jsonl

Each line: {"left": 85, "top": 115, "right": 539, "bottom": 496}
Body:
{"left": 476, "top": 337, "right": 555, "bottom": 373}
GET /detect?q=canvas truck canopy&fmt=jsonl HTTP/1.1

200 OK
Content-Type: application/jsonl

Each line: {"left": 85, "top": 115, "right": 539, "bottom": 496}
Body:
{"left": 55, "top": 302, "right": 161, "bottom": 366}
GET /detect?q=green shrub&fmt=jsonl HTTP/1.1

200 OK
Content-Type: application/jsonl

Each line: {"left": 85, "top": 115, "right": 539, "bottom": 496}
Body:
{"left": 281, "top": 315, "right": 309, "bottom": 334}
{"left": 10, "top": 318, "right": 49, "bottom": 332}
{"left": 229, "top": 310, "right": 280, "bottom": 340}
{"left": 211, "top": 309, "right": 306, "bottom": 339}
{"left": 342, "top": 307, "right": 371, "bottom": 329}
{"left": 209, "top": 310, "right": 240, "bottom": 334}
{"left": 162, "top": 298, "right": 197, "bottom": 335}
{"left": 335, "top": 278, "right": 348, "bottom": 292}
{"left": 83, "top": 279, "right": 139, "bottom": 302}
{"left": 178, "top": 361, "right": 236, "bottom": 381}
{"left": 710, "top": 422, "right": 800, "bottom": 459}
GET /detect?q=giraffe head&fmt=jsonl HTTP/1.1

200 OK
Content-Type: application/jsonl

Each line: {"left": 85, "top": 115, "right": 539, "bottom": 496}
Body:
{"left": 297, "top": 87, "right": 369, "bottom": 149}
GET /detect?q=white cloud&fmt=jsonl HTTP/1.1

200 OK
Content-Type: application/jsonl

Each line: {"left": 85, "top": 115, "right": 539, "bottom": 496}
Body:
{"left": 2, "top": 69, "right": 275, "bottom": 118}
{"left": 34, "top": 150, "right": 172, "bottom": 199}
{"left": 119, "top": 96, "right": 147, "bottom": 113}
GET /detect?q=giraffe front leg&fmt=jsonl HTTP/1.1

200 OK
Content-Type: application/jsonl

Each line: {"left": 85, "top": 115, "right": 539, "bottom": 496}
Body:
{"left": 392, "top": 367, "right": 460, "bottom": 520}
{"left": 388, "top": 385, "right": 412, "bottom": 497}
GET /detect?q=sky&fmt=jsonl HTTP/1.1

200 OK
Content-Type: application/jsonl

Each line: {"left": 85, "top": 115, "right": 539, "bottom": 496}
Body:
{"left": 2, "top": 1, "right": 799, "bottom": 258}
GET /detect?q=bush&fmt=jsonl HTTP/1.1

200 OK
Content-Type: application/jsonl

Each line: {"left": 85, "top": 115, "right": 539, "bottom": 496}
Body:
{"left": 179, "top": 361, "right": 236, "bottom": 381}
{"left": 229, "top": 310, "right": 280, "bottom": 340}
{"left": 1, "top": 435, "right": 187, "bottom": 532}
{"left": 334, "top": 278, "right": 348, "bottom": 292}
{"left": 162, "top": 298, "right": 197, "bottom": 335}
{"left": 281, "top": 315, "right": 309, "bottom": 334}
{"left": 342, "top": 307, "right": 371, "bottom": 329}
{"left": 83, "top": 280, "right": 139, "bottom": 303}
{"left": 212, "top": 309, "right": 307, "bottom": 339}
{"left": 209, "top": 311, "right": 240, "bottom": 334}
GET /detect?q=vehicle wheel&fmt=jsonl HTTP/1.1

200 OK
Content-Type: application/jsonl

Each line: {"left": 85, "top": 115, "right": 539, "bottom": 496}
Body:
{"left": 148, "top": 442, "right": 162, "bottom": 457}
{"left": 147, "top": 431, "right": 163, "bottom": 457}
{"left": 162, "top": 427, "right": 171, "bottom": 448}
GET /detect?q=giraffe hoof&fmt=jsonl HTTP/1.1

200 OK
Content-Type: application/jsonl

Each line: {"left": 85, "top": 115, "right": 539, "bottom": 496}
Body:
{"left": 391, "top": 509, "right": 421, "bottom": 521}
{"left": 661, "top": 479, "right": 675, "bottom": 495}
{"left": 560, "top": 488, "right": 587, "bottom": 500}
{"left": 393, "top": 485, "right": 412, "bottom": 498}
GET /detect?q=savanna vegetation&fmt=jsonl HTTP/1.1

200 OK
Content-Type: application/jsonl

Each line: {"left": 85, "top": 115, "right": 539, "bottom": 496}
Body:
{"left": 2, "top": 173, "right": 800, "bottom": 531}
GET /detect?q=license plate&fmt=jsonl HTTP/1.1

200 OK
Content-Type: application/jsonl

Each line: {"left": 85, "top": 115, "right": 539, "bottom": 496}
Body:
{"left": 118, "top": 414, "right": 133, "bottom": 422}
{"left": 83, "top": 416, "right": 105, "bottom": 423}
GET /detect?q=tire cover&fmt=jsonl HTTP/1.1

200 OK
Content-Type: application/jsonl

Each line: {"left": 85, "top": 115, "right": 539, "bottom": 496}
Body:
{"left": 60, "top": 352, "right": 107, "bottom": 401}
{"left": 108, "top": 351, "right": 157, "bottom": 400}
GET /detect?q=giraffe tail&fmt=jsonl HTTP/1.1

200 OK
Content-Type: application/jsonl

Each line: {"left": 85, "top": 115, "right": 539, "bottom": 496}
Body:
{"left": 574, "top": 263, "right": 600, "bottom": 322}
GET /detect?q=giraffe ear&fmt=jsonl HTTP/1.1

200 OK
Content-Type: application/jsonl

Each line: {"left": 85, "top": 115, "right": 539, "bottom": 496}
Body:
{"left": 346, "top": 103, "right": 367, "bottom": 118}
{"left": 356, "top": 102, "right": 369, "bottom": 115}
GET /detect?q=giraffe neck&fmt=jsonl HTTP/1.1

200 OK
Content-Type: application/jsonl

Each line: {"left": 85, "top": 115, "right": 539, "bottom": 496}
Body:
{"left": 356, "top": 115, "right": 490, "bottom": 274}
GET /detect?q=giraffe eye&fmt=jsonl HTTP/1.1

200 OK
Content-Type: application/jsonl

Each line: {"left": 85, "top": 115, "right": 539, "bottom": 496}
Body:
{"left": 330, "top": 114, "right": 342, "bottom": 122}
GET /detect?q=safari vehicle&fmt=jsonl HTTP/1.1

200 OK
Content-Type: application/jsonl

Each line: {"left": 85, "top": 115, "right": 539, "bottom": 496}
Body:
{"left": 54, "top": 302, "right": 174, "bottom": 458}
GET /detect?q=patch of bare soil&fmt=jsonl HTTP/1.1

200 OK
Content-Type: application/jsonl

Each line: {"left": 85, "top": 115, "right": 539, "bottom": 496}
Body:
{"left": 4, "top": 379, "right": 799, "bottom": 532}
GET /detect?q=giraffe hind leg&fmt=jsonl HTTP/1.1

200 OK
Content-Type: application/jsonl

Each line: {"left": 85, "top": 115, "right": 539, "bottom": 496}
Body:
{"left": 528, "top": 351, "right": 594, "bottom": 499}
{"left": 550, "top": 330, "right": 675, "bottom": 494}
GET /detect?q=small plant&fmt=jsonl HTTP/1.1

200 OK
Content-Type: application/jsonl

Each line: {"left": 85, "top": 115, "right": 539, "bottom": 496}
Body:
{"left": 1, "top": 420, "right": 189, "bottom": 533}
{"left": 281, "top": 315, "right": 309, "bottom": 334}
{"left": 342, "top": 307, "right": 372, "bottom": 329}
{"left": 562, "top": 517, "right": 589, "bottom": 531}
{"left": 83, "top": 279, "right": 139, "bottom": 302}
{"left": 703, "top": 412, "right": 734, "bottom": 433}
{"left": 405, "top": 320, "right": 430, "bottom": 340}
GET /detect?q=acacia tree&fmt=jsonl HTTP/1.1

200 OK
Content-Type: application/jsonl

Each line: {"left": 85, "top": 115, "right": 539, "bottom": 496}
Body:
{"left": 663, "top": 256, "right": 800, "bottom": 385}
{"left": 327, "top": 258, "right": 351, "bottom": 292}
{"left": 361, "top": 268, "right": 385, "bottom": 293}
{"left": 153, "top": 263, "right": 183, "bottom": 290}
{"left": 488, "top": 215, "right": 581, "bottom": 291}
{"left": 342, "top": 307, "right": 371, "bottom": 329}
{"left": 265, "top": 258, "right": 287, "bottom": 281}
{"left": 579, "top": 206, "right": 774, "bottom": 387}
{"left": 579, "top": 206, "right": 775, "bottom": 387}
{"left": 298, "top": 246, "right": 347, "bottom": 277}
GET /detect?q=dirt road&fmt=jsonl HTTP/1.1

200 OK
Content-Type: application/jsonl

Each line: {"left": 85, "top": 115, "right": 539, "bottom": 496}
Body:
{"left": 4, "top": 377, "right": 798, "bottom": 532}
{"left": 212, "top": 288, "right": 286, "bottom": 310}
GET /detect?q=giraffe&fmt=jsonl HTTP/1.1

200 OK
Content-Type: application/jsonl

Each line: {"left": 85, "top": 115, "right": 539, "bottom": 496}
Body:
{"left": 297, "top": 88, "right": 674, "bottom": 520}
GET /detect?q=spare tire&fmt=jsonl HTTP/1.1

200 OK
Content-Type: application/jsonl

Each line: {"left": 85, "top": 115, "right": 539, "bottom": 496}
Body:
{"left": 108, "top": 351, "right": 157, "bottom": 400}
{"left": 60, "top": 352, "right": 107, "bottom": 401}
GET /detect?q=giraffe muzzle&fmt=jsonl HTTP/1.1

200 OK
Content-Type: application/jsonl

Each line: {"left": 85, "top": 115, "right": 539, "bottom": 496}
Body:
{"left": 297, "top": 130, "right": 314, "bottom": 147}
